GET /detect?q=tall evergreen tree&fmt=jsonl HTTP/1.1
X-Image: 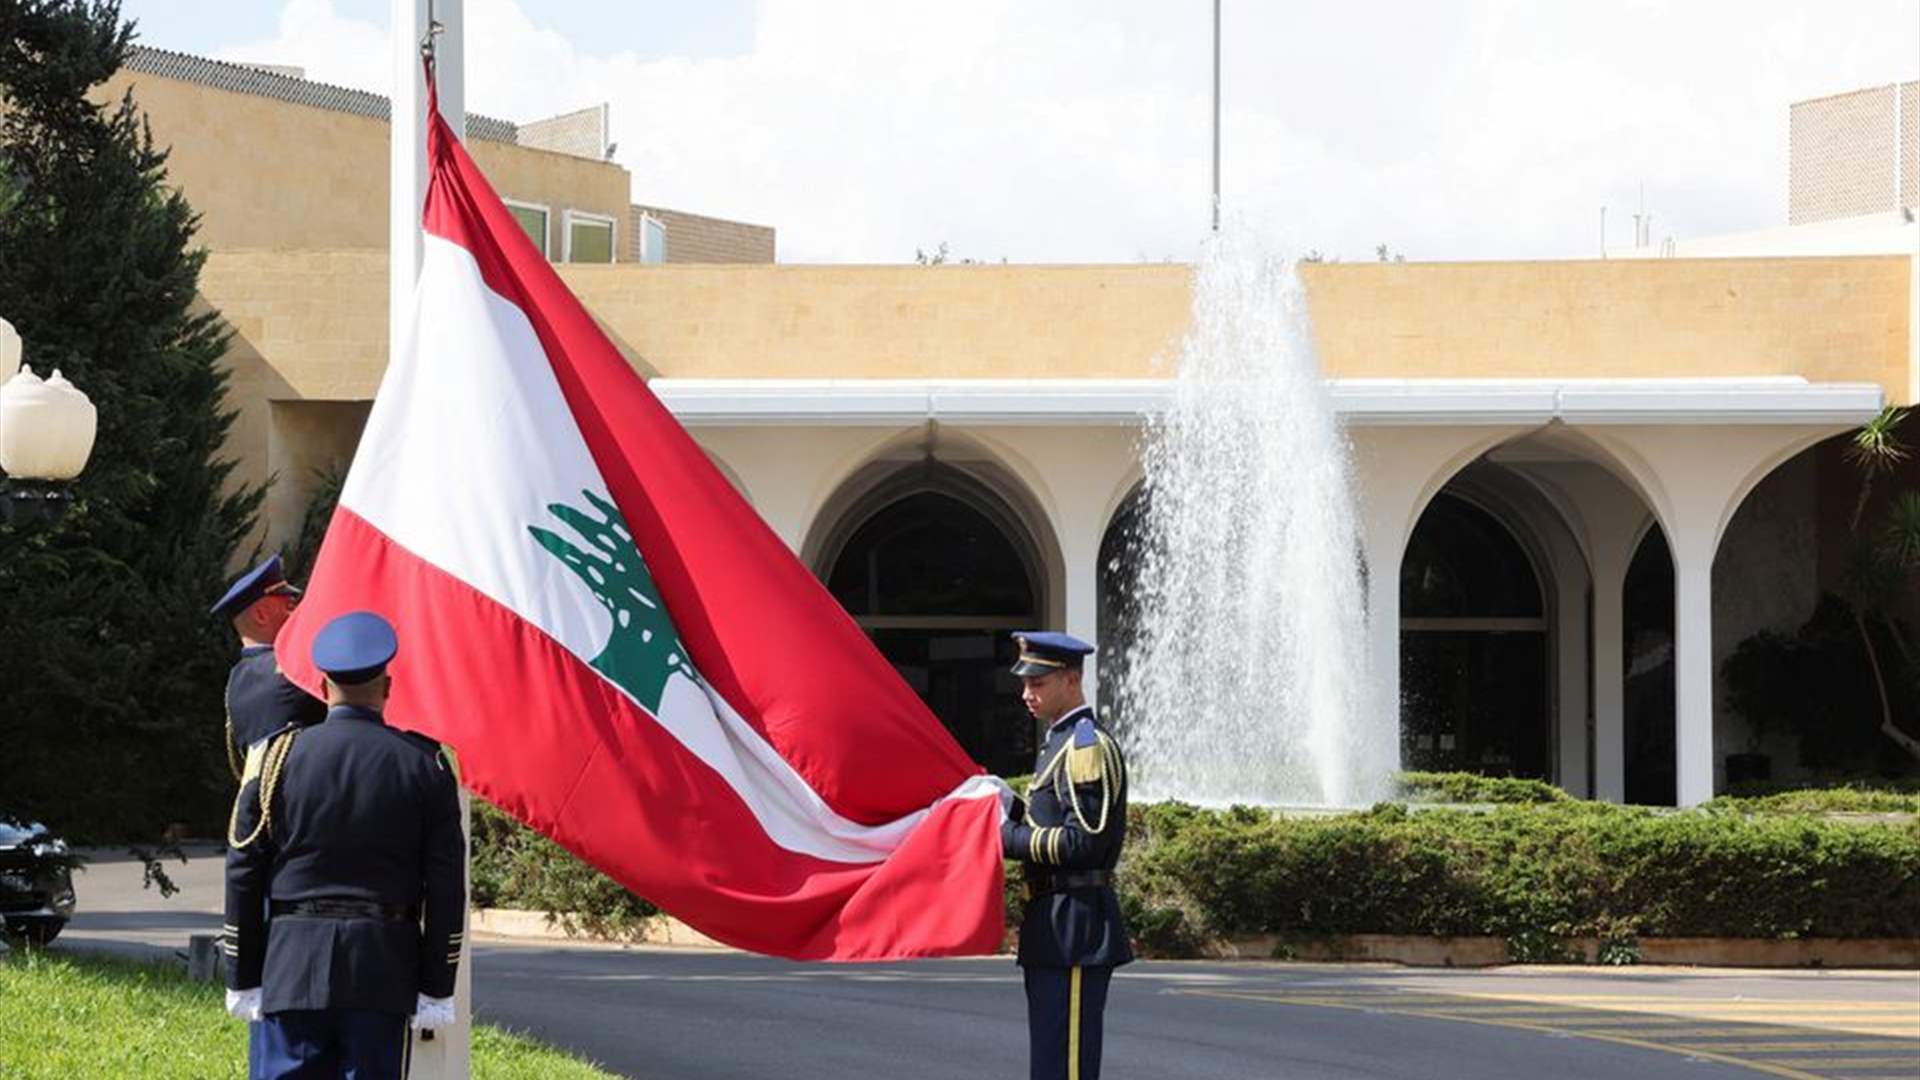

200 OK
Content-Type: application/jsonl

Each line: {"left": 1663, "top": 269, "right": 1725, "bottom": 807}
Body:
{"left": 0, "top": 0, "right": 262, "bottom": 837}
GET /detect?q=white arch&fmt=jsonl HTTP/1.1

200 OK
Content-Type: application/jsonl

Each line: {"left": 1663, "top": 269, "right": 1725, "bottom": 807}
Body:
{"left": 799, "top": 428, "right": 1069, "bottom": 628}
{"left": 1559, "top": 422, "right": 1859, "bottom": 805}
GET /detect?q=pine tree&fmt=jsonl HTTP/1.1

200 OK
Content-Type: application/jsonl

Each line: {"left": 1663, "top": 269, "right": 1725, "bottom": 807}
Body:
{"left": 0, "top": 0, "right": 262, "bottom": 837}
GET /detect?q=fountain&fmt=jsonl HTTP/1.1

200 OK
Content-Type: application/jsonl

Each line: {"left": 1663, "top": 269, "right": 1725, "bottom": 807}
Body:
{"left": 1115, "top": 232, "right": 1395, "bottom": 808}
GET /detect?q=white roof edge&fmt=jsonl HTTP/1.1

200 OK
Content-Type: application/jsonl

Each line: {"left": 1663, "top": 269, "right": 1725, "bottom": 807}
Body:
{"left": 647, "top": 377, "right": 1887, "bottom": 427}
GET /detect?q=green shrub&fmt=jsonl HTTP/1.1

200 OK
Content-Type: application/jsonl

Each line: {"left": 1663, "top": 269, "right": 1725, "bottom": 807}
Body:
{"left": 473, "top": 778, "right": 1920, "bottom": 959}
{"left": 1709, "top": 780, "right": 1920, "bottom": 814}
{"left": 1112, "top": 800, "right": 1920, "bottom": 955}
{"left": 470, "top": 800, "right": 660, "bottom": 940}
{"left": 1394, "top": 771, "right": 1569, "bottom": 804}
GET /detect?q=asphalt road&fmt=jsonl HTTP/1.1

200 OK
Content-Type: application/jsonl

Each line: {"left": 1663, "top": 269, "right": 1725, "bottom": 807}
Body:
{"left": 51, "top": 847, "right": 1920, "bottom": 1080}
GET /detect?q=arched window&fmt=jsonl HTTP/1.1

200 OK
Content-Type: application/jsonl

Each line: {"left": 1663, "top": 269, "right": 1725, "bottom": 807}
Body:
{"left": 827, "top": 492, "right": 1036, "bottom": 617}
{"left": 1622, "top": 526, "right": 1675, "bottom": 806}
{"left": 1095, "top": 486, "right": 1146, "bottom": 729}
{"left": 820, "top": 467, "right": 1042, "bottom": 775}
{"left": 1399, "top": 493, "right": 1550, "bottom": 780}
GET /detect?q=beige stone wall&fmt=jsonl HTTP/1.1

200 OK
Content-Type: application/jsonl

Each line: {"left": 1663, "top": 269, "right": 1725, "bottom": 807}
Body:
{"left": 97, "top": 70, "right": 632, "bottom": 251}
{"left": 557, "top": 263, "right": 1190, "bottom": 377}
{"left": 518, "top": 104, "right": 607, "bottom": 160}
{"left": 204, "top": 253, "right": 1912, "bottom": 404}
{"left": 550, "top": 258, "right": 1911, "bottom": 398}
{"left": 631, "top": 205, "right": 776, "bottom": 264}
{"left": 1301, "top": 257, "right": 1911, "bottom": 395}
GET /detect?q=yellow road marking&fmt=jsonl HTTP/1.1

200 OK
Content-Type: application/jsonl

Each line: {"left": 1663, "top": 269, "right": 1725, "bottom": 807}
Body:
{"left": 1765, "top": 1059, "right": 1920, "bottom": 1070}
{"left": 1206, "top": 991, "right": 1919, "bottom": 1038}
{"left": 1681, "top": 1037, "right": 1904, "bottom": 1045}
{"left": 1646, "top": 1028, "right": 1914, "bottom": 1039}
{"left": 1172, "top": 988, "right": 1830, "bottom": 1080}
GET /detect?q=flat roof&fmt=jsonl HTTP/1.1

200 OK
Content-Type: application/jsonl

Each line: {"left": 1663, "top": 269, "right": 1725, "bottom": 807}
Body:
{"left": 648, "top": 377, "right": 1885, "bottom": 427}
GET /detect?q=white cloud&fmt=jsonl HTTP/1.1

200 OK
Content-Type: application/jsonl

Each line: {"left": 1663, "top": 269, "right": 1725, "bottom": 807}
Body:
{"left": 214, "top": 0, "right": 1920, "bottom": 263}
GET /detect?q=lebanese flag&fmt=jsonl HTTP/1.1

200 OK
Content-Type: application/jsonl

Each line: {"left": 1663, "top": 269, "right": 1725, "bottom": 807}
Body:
{"left": 275, "top": 82, "right": 1009, "bottom": 961}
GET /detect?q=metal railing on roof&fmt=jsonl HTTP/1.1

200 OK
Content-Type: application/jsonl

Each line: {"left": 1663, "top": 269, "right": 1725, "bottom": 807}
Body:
{"left": 123, "top": 45, "right": 518, "bottom": 144}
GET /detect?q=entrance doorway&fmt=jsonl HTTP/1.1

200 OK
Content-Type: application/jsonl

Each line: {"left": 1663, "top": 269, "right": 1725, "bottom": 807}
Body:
{"left": 1399, "top": 493, "right": 1552, "bottom": 779}
{"left": 819, "top": 467, "right": 1044, "bottom": 775}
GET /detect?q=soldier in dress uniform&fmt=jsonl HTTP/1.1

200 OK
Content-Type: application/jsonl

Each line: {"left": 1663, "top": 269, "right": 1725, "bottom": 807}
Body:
{"left": 211, "top": 554, "right": 328, "bottom": 1076}
{"left": 224, "top": 611, "right": 465, "bottom": 1079}
{"left": 999, "top": 631, "right": 1133, "bottom": 1080}
{"left": 210, "top": 554, "right": 326, "bottom": 780}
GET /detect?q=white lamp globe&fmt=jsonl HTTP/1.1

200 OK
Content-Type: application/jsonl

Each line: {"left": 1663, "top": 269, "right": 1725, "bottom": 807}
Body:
{"left": 0, "top": 367, "right": 98, "bottom": 481}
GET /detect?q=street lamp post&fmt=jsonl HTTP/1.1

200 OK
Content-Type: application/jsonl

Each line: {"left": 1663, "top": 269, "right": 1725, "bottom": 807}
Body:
{"left": 0, "top": 316, "right": 99, "bottom": 525}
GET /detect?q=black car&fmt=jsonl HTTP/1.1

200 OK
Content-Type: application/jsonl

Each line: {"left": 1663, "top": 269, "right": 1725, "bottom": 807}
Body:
{"left": 0, "top": 815, "right": 77, "bottom": 945}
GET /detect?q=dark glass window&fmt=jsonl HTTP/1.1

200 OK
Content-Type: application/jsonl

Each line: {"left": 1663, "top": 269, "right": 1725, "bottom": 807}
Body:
{"left": 1401, "top": 494, "right": 1543, "bottom": 617}
{"left": 1096, "top": 488, "right": 1147, "bottom": 732}
{"left": 827, "top": 492, "right": 1035, "bottom": 617}
{"left": 823, "top": 487, "right": 1040, "bottom": 775}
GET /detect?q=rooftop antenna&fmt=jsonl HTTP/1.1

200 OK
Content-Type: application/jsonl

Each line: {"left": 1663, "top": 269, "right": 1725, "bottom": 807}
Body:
{"left": 1211, "top": 0, "right": 1221, "bottom": 233}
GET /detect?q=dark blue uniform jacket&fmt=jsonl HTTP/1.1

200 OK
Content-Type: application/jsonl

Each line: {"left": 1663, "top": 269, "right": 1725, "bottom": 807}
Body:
{"left": 225, "top": 705, "right": 464, "bottom": 1016}
{"left": 225, "top": 644, "right": 326, "bottom": 766}
{"left": 1000, "top": 705, "right": 1134, "bottom": 969}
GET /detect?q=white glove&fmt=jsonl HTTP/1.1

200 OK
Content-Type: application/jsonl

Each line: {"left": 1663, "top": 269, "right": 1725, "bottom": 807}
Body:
{"left": 411, "top": 993, "right": 457, "bottom": 1029}
{"left": 225, "top": 988, "right": 262, "bottom": 1022}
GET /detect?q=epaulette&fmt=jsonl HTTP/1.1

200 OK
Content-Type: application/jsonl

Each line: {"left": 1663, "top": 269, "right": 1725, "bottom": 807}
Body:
{"left": 1067, "top": 718, "right": 1106, "bottom": 784}
{"left": 399, "top": 732, "right": 461, "bottom": 781}
{"left": 396, "top": 728, "right": 442, "bottom": 755}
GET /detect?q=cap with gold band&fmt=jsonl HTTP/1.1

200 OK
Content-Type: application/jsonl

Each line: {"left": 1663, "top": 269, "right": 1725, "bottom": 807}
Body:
{"left": 1009, "top": 630, "right": 1094, "bottom": 677}
{"left": 210, "top": 553, "right": 301, "bottom": 620}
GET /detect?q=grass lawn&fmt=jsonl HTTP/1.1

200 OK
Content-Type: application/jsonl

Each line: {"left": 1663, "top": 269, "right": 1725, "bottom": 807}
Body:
{"left": 0, "top": 947, "right": 618, "bottom": 1079}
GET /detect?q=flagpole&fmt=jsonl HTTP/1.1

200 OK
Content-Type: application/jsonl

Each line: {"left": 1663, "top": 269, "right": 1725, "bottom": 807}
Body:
{"left": 392, "top": 2, "right": 467, "bottom": 1077}
{"left": 1211, "top": 0, "right": 1220, "bottom": 234}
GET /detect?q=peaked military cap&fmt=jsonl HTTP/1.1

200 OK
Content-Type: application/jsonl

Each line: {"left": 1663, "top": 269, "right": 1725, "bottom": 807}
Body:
{"left": 210, "top": 554, "right": 300, "bottom": 620}
{"left": 312, "top": 611, "right": 398, "bottom": 686}
{"left": 1010, "top": 630, "right": 1095, "bottom": 677}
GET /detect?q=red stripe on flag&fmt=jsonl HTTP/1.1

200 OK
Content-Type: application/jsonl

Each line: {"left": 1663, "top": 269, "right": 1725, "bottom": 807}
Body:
{"left": 280, "top": 507, "right": 1007, "bottom": 960}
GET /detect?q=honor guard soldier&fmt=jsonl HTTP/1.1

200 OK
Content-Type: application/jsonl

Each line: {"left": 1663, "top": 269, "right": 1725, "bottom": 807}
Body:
{"left": 224, "top": 612, "right": 465, "bottom": 1079}
{"left": 211, "top": 554, "right": 326, "bottom": 780}
{"left": 999, "top": 631, "right": 1132, "bottom": 1080}
{"left": 212, "top": 554, "right": 326, "bottom": 1074}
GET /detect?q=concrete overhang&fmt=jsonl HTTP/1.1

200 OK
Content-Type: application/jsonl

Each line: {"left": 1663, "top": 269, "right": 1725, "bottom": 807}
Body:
{"left": 648, "top": 377, "right": 1886, "bottom": 428}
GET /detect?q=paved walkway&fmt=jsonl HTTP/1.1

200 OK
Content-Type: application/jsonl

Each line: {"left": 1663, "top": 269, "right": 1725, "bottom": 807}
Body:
{"left": 51, "top": 846, "right": 1920, "bottom": 1079}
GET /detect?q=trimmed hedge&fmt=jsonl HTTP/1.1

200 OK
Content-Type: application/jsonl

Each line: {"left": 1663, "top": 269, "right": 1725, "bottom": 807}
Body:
{"left": 470, "top": 800, "right": 659, "bottom": 940}
{"left": 1708, "top": 782, "right": 1920, "bottom": 815}
{"left": 1101, "top": 800, "right": 1920, "bottom": 960}
{"left": 1393, "top": 771, "right": 1569, "bottom": 805}
{"left": 469, "top": 777, "right": 1920, "bottom": 960}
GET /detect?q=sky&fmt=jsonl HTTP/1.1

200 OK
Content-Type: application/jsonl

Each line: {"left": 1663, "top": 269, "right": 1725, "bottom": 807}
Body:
{"left": 116, "top": 0, "right": 1919, "bottom": 264}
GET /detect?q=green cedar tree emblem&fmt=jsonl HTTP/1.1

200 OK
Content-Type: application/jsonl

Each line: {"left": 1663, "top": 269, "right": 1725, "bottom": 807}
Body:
{"left": 529, "top": 490, "right": 696, "bottom": 712}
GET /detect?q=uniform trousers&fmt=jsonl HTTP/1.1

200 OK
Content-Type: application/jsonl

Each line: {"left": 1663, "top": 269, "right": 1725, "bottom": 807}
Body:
{"left": 254, "top": 1008, "right": 410, "bottom": 1080}
{"left": 1024, "top": 964, "right": 1114, "bottom": 1080}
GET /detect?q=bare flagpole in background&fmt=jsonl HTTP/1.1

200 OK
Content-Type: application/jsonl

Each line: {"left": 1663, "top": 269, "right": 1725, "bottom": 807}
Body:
{"left": 1212, "top": 0, "right": 1221, "bottom": 233}
{"left": 391, "top": 0, "right": 468, "bottom": 1076}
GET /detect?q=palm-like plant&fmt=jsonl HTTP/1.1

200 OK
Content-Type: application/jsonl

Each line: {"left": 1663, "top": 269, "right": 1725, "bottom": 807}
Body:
{"left": 1880, "top": 491, "right": 1920, "bottom": 578}
{"left": 1840, "top": 407, "right": 1918, "bottom": 762}
{"left": 1845, "top": 406, "right": 1911, "bottom": 529}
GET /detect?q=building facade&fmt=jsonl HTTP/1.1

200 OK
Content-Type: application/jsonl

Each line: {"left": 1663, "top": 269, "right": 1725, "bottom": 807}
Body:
{"left": 123, "top": 51, "right": 1917, "bottom": 805}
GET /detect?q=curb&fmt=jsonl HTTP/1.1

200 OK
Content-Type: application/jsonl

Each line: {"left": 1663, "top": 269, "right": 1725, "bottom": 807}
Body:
{"left": 471, "top": 910, "right": 1919, "bottom": 969}
{"left": 471, "top": 908, "right": 724, "bottom": 949}
{"left": 1215, "top": 933, "right": 1920, "bottom": 969}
